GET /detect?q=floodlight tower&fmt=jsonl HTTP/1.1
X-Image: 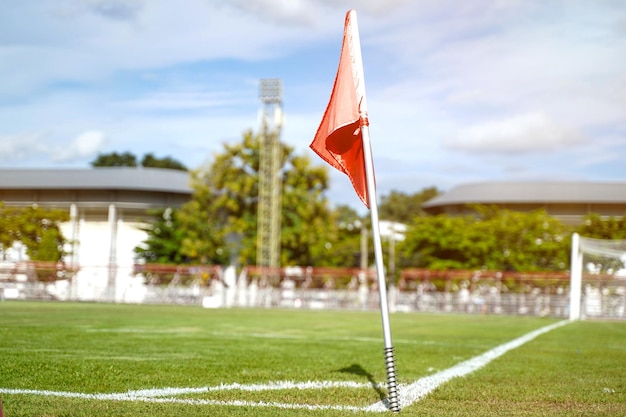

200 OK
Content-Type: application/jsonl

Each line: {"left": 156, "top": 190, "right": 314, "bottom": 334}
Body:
{"left": 256, "top": 79, "right": 283, "bottom": 281}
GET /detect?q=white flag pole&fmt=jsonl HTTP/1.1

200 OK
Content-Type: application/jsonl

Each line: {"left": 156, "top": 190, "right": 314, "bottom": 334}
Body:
{"left": 348, "top": 10, "right": 400, "bottom": 413}
{"left": 361, "top": 124, "right": 401, "bottom": 413}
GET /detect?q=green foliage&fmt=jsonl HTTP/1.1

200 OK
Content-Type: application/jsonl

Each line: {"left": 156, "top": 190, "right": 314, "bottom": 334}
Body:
{"left": 400, "top": 206, "right": 569, "bottom": 271}
{"left": 32, "top": 228, "right": 63, "bottom": 262}
{"left": 378, "top": 187, "right": 440, "bottom": 223}
{"left": 175, "top": 131, "right": 264, "bottom": 265}
{"left": 281, "top": 154, "right": 337, "bottom": 266}
{"left": 134, "top": 208, "right": 188, "bottom": 264}
{"left": 91, "top": 151, "right": 138, "bottom": 167}
{"left": 574, "top": 212, "right": 626, "bottom": 273}
{"left": 471, "top": 205, "right": 569, "bottom": 271}
{"left": 400, "top": 214, "right": 476, "bottom": 270}
{"left": 91, "top": 151, "right": 187, "bottom": 171}
{"left": 0, "top": 203, "right": 69, "bottom": 263}
{"left": 141, "top": 153, "right": 187, "bottom": 171}
{"left": 176, "top": 173, "right": 229, "bottom": 265}
{"left": 140, "top": 130, "right": 337, "bottom": 266}
{"left": 575, "top": 212, "right": 626, "bottom": 239}
{"left": 327, "top": 205, "right": 369, "bottom": 268}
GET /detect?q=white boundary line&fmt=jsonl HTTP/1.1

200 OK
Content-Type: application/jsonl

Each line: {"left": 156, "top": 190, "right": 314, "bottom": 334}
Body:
{"left": 0, "top": 320, "right": 570, "bottom": 413}
{"left": 367, "top": 319, "right": 571, "bottom": 411}
{"left": 0, "top": 382, "right": 369, "bottom": 413}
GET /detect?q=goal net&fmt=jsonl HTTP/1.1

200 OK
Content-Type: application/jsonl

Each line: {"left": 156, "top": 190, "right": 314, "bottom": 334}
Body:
{"left": 570, "top": 233, "right": 626, "bottom": 320}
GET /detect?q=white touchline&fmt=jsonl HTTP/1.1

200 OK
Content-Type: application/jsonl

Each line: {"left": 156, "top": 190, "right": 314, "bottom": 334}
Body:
{"left": 0, "top": 320, "right": 570, "bottom": 413}
{"left": 0, "top": 380, "right": 373, "bottom": 399}
{"left": 126, "top": 380, "right": 374, "bottom": 396}
{"left": 0, "top": 381, "right": 373, "bottom": 413}
{"left": 0, "top": 387, "right": 363, "bottom": 412}
{"left": 366, "top": 320, "right": 571, "bottom": 412}
{"left": 0, "top": 382, "right": 367, "bottom": 413}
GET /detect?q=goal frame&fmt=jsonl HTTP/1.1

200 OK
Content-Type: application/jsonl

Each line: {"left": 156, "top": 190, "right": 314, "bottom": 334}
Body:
{"left": 569, "top": 233, "right": 583, "bottom": 320}
{"left": 570, "top": 232, "right": 626, "bottom": 320}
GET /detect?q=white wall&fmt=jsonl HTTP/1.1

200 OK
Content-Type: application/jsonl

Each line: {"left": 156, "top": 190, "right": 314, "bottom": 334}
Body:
{"left": 59, "top": 207, "right": 149, "bottom": 302}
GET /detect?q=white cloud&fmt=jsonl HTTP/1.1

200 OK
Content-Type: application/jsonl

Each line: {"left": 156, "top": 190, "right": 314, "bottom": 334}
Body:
{"left": 447, "top": 112, "right": 586, "bottom": 154}
{"left": 0, "top": 130, "right": 106, "bottom": 164}
{"left": 84, "top": 0, "right": 145, "bottom": 21}
{"left": 53, "top": 130, "right": 107, "bottom": 162}
{"left": 119, "top": 91, "right": 247, "bottom": 111}
{"left": 222, "top": 0, "right": 319, "bottom": 26}
{"left": 221, "top": 0, "right": 414, "bottom": 26}
{"left": 0, "top": 0, "right": 625, "bottom": 204}
{"left": 0, "top": 133, "right": 48, "bottom": 162}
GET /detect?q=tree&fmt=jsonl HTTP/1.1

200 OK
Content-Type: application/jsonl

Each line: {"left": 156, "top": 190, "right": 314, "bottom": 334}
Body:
{"left": 138, "top": 130, "right": 338, "bottom": 267}
{"left": 141, "top": 153, "right": 187, "bottom": 171}
{"left": 399, "top": 214, "right": 476, "bottom": 270}
{"left": 470, "top": 205, "right": 568, "bottom": 271}
{"left": 0, "top": 203, "right": 69, "bottom": 263}
{"left": 323, "top": 204, "right": 373, "bottom": 269}
{"left": 379, "top": 187, "right": 440, "bottom": 224}
{"left": 91, "top": 151, "right": 138, "bottom": 167}
{"left": 176, "top": 131, "right": 265, "bottom": 265}
{"left": 0, "top": 204, "right": 21, "bottom": 258}
{"left": 574, "top": 213, "right": 626, "bottom": 273}
{"left": 134, "top": 208, "right": 188, "bottom": 264}
{"left": 90, "top": 152, "right": 187, "bottom": 171}
{"left": 575, "top": 213, "right": 626, "bottom": 240}
{"left": 399, "top": 206, "right": 569, "bottom": 271}
{"left": 280, "top": 154, "right": 338, "bottom": 266}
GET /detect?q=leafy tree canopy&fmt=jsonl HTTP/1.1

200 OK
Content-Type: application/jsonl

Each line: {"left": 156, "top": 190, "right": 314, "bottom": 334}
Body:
{"left": 399, "top": 205, "right": 569, "bottom": 271}
{"left": 575, "top": 212, "right": 626, "bottom": 240}
{"left": 91, "top": 152, "right": 187, "bottom": 171}
{"left": 136, "top": 130, "right": 340, "bottom": 267}
{"left": 0, "top": 203, "right": 69, "bottom": 262}
{"left": 90, "top": 151, "right": 137, "bottom": 167}
{"left": 573, "top": 212, "right": 626, "bottom": 273}
{"left": 141, "top": 153, "right": 187, "bottom": 171}
{"left": 379, "top": 187, "right": 440, "bottom": 224}
{"left": 134, "top": 208, "right": 187, "bottom": 264}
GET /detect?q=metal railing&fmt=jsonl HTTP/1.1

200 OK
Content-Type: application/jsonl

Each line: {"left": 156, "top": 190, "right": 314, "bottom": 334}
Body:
{"left": 1, "top": 261, "right": 624, "bottom": 319}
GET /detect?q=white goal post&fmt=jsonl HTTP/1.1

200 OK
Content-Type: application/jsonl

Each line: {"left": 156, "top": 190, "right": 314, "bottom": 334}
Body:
{"left": 570, "top": 233, "right": 583, "bottom": 320}
{"left": 570, "top": 233, "right": 626, "bottom": 320}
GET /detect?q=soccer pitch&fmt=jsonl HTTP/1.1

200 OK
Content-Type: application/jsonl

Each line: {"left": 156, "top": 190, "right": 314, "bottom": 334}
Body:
{"left": 1, "top": 302, "right": 624, "bottom": 416}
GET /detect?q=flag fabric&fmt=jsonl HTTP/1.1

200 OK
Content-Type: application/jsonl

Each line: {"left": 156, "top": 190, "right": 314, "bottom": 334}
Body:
{"left": 310, "top": 10, "right": 371, "bottom": 208}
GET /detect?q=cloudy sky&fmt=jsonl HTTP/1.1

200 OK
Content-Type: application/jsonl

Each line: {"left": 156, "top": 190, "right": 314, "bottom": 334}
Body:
{"left": 1, "top": 0, "right": 625, "bottom": 210}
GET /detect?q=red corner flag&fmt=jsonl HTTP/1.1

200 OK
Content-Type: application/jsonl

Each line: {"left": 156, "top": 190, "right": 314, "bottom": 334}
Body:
{"left": 310, "top": 10, "right": 371, "bottom": 208}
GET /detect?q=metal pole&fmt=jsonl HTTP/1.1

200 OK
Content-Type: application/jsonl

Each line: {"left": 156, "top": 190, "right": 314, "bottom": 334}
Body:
{"left": 569, "top": 233, "right": 582, "bottom": 320}
{"left": 107, "top": 204, "right": 117, "bottom": 303}
{"left": 361, "top": 120, "right": 400, "bottom": 412}
{"left": 360, "top": 223, "right": 368, "bottom": 271}
{"left": 69, "top": 204, "right": 78, "bottom": 300}
{"left": 257, "top": 79, "right": 283, "bottom": 287}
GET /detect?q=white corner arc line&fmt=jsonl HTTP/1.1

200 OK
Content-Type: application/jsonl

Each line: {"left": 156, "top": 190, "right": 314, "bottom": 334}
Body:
{"left": 366, "top": 320, "right": 571, "bottom": 412}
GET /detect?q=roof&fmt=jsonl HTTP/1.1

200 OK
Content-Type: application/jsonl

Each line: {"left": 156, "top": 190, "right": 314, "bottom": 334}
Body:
{"left": 423, "top": 181, "right": 626, "bottom": 208}
{"left": 0, "top": 168, "right": 192, "bottom": 195}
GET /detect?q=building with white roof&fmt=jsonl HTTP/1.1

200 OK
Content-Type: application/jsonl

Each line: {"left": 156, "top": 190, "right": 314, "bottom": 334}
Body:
{"left": 422, "top": 182, "right": 626, "bottom": 225}
{"left": 0, "top": 168, "right": 192, "bottom": 302}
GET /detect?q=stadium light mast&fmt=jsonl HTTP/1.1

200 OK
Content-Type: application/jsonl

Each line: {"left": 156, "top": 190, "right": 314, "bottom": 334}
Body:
{"left": 256, "top": 79, "right": 283, "bottom": 283}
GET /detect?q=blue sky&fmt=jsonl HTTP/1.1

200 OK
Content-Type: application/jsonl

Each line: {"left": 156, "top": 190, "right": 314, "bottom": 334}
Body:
{"left": 1, "top": 0, "right": 625, "bottom": 211}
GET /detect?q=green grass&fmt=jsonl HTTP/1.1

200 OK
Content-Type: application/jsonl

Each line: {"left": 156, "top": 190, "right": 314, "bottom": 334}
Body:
{"left": 0, "top": 301, "right": 624, "bottom": 416}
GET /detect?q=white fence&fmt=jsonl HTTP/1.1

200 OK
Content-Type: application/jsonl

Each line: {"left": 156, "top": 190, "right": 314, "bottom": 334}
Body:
{"left": 1, "top": 262, "right": 624, "bottom": 320}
